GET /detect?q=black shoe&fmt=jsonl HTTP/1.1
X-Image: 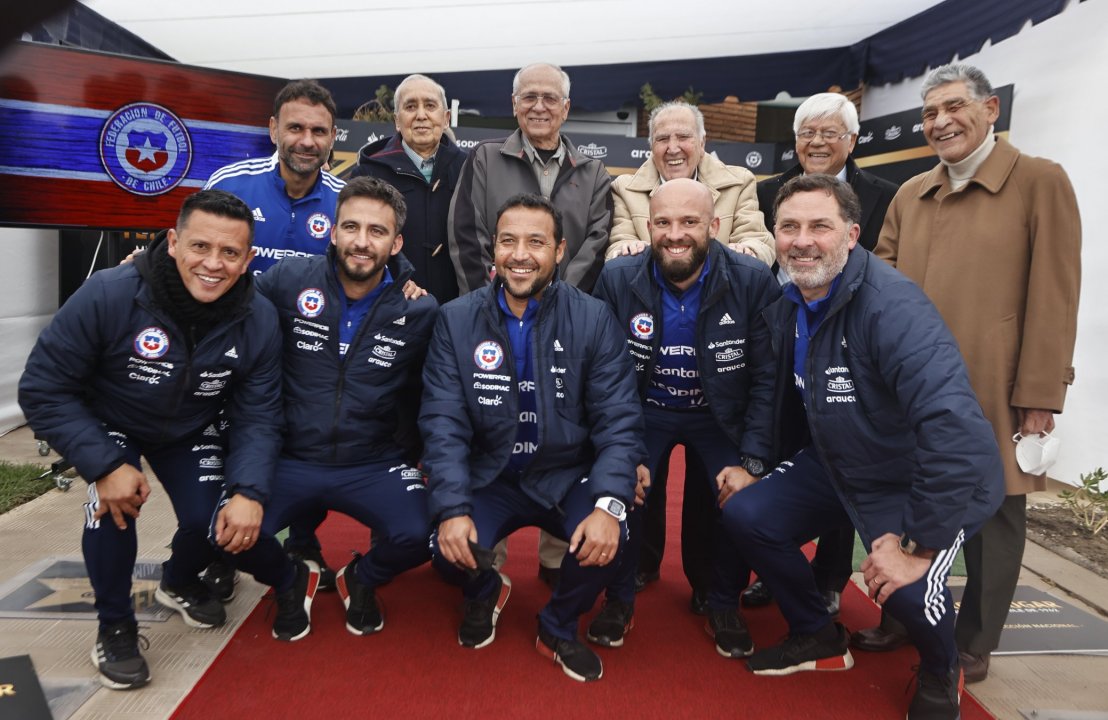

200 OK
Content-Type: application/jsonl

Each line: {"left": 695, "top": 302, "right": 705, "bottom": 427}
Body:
{"left": 90, "top": 620, "right": 149, "bottom": 690}
{"left": 741, "top": 579, "right": 773, "bottom": 608}
{"left": 200, "top": 559, "right": 237, "bottom": 603}
{"left": 337, "top": 554, "right": 384, "bottom": 635}
{"left": 958, "top": 651, "right": 989, "bottom": 683}
{"left": 634, "top": 569, "right": 660, "bottom": 593}
{"left": 586, "top": 599, "right": 634, "bottom": 648}
{"left": 458, "top": 572, "right": 511, "bottom": 648}
{"left": 155, "top": 575, "right": 226, "bottom": 628}
{"left": 272, "top": 559, "right": 319, "bottom": 642}
{"left": 706, "top": 608, "right": 754, "bottom": 658}
{"left": 536, "top": 624, "right": 603, "bottom": 682}
{"left": 284, "top": 541, "right": 336, "bottom": 591}
{"left": 823, "top": 590, "right": 842, "bottom": 618}
{"left": 907, "top": 666, "right": 963, "bottom": 720}
{"left": 747, "top": 622, "right": 854, "bottom": 676}
{"left": 689, "top": 588, "right": 709, "bottom": 616}
{"left": 537, "top": 565, "right": 561, "bottom": 590}
{"left": 851, "top": 624, "right": 910, "bottom": 652}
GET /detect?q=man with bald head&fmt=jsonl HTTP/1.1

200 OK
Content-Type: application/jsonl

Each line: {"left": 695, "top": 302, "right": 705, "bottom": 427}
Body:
{"left": 590, "top": 179, "right": 779, "bottom": 657}
{"left": 607, "top": 102, "right": 773, "bottom": 264}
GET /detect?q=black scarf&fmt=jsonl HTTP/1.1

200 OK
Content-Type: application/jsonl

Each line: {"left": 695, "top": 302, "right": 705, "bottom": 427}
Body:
{"left": 136, "top": 231, "right": 251, "bottom": 350}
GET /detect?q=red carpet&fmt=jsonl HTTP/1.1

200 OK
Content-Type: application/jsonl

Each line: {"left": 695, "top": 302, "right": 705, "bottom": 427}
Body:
{"left": 173, "top": 449, "right": 993, "bottom": 719}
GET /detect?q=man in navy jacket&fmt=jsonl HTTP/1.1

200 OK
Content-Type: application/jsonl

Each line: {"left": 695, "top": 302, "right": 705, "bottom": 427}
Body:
{"left": 421, "top": 194, "right": 644, "bottom": 682}
{"left": 248, "top": 176, "right": 438, "bottom": 638}
{"left": 589, "top": 179, "right": 779, "bottom": 657}
{"left": 721, "top": 175, "right": 1003, "bottom": 719}
{"left": 18, "top": 190, "right": 292, "bottom": 690}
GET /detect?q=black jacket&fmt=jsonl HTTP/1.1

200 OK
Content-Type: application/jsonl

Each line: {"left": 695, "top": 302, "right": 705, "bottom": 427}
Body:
{"left": 255, "top": 248, "right": 438, "bottom": 465}
{"left": 757, "top": 157, "right": 899, "bottom": 251}
{"left": 350, "top": 133, "right": 466, "bottom": 303}
{"left": 420, "top": 280, "right": 645, "bottom": 521}
{"left": 592, "top": 242, "right": 779, "bottom": 460}
{"left": 764, "top": 247, "right": 1004, "bottom": 549}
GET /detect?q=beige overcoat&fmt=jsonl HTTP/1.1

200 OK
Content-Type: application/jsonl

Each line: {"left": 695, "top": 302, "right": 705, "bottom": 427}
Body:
{"left": 876, "top": 136, "right": 1081, "bottom": 494}
{"left": 606, "top": 153, "right": 773, "bottom": 264}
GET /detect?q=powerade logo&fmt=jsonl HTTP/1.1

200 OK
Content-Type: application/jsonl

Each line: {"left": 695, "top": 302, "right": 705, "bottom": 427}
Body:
{"left": 99, "top": 103, "right": 192, "bottom": 196}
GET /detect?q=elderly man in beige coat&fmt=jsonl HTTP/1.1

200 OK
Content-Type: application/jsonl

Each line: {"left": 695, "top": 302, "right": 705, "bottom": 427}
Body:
{"left": 606, "top": 102, "right": 773, "bottom": 263}
{"left": 875, "top": 63, "right": 1081, "bottom": 684}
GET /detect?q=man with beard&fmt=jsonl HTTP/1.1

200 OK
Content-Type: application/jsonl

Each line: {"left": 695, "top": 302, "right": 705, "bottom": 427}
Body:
{"left": 204, "top": 79, "right": 346, "bottom": 592}
{"left": 242, "top": 177, "right": 437, "bottom": 638}
{"left": 422, "top": 194, "right": 644, "bottom": 682}
{"left": 588, "top": 179, "right": 778, "bottom": 657}
{"left": 721, "top": 175, "right": 1003, "bottom": 720}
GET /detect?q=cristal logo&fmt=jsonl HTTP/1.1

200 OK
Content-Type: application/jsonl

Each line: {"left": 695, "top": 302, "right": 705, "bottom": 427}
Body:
{"left": 884, "top": 126, "right": 902, "bottom": 141}
{"left": 827, "top": 376, "right": 854, "bottom": 393}
{"left": 577, "top": 143, "right": 608, "bottom": 159}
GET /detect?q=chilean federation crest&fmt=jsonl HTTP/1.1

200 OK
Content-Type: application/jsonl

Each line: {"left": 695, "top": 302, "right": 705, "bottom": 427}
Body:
{"left": 100, "top": 103, "right": 192, "bottom": 196}
{"left": 134, "top": 327, "right": 170, "bottom": 359}
{"left": 474, "top": 341, "right": 504, "bottom": 371}
{"left": 306, "top": 212, "right": 332, "bottom": 239}
{"left": 630, "top": 312, "right": 655, "bottom": 340}
{"left": 297, "top": 288, "right": 326, "bottom": 318}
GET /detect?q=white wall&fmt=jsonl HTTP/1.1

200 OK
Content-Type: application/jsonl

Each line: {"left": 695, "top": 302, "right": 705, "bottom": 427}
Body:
{"left": 862, "top": 0, "right": 1108, "bottom": 486}
{"left": 0, "top": 228, "right": 58, "bottom": 432}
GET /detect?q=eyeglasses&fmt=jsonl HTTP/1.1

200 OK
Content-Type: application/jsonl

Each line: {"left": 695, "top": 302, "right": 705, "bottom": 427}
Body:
{"left": 795, "top": 129, "right": 851, "bottom": 143}
{"left": 515, "top": 93, "right": 566, "bottom": 109}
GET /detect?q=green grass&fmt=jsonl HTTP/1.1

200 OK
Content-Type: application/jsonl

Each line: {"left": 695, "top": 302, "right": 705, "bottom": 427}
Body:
{"left": 0, "top": 460, "right": 53, "bottom": 515}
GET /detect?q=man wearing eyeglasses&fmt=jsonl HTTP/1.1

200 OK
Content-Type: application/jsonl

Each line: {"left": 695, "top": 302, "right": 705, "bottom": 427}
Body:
{"left": 448, "top": 62, "right": 615, "bottom": 587}
{"left": 875, "top": 63, "right": 1081, "bottom": 685}
{"left": 449, "top": 62, "right": 612, "bottom": 297}
{"left": 757, "top": 93, "right": 898, "bottom": 256}
{"left": 744, "top": 92, "right": 899, "bottom": 628}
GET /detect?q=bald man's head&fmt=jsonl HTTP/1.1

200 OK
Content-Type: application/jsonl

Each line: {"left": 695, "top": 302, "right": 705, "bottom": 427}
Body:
{"left": 648, "top": 178, "right": 719, "bottom": 291}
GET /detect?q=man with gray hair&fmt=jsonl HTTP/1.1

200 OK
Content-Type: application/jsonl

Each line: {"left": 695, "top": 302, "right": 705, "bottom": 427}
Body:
{"left": 757, "top": 92, "right": 898, "bottom": 253}
{"left": 352, "top": 73, "right": 467, "bottom": 303}
{"left": 449, "top": 61, "right": 612, "bottom": 296}
{"left": 744, "top": 91, "right": 900, "bottom": 624}
{"left": 607, "top": 101, "right": 773, "bottom": 263}
{"left": 875, "top": 63, "right": 1081, "bottom": 684}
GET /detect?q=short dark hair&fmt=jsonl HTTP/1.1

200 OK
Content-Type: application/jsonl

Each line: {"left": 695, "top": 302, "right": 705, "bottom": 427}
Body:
{"left": 773, "top": 174, "right": 861, "bottom": 226}
{"left": 337, "top": 177, "right": 408, "bottom": 231}
{"left": 274, "top": 79, "right": 337, "bottom": 125}
{"left": 495, "top": 194, "right": 563, "bottom": 244}
{"left": 177, "top": 189, "right": 254, "bottom": 244}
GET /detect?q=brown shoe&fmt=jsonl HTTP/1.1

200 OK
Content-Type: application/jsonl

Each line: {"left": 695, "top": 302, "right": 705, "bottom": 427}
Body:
{"left": 959, "top": 651, "right": 990, "bottom": 683}
{"left": 849, "top": 624, "right": 909, "bottom": 652}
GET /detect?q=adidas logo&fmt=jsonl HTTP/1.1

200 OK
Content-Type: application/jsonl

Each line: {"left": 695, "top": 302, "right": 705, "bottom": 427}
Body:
{"left": 719, "top": 313, "right": 735, "bottom": 326}
{"left": 393, "top": 316, "right": 406, "bottom": 326}
{"left": 252, "top": 207, "right": 266, "bottom": 223}
{"left": 554, "top": 339, "right": 563, "bottom": 352}
{"left": 224, "top": 347, "right": 239, "bottom": 359}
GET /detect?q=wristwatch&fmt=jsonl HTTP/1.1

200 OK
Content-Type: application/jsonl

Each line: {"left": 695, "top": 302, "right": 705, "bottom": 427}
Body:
{"left": 739, "top": 455, "right": 767, "bottom": 478}
{"left": 595, "top": 497, "right": 628, "bottom": 522}
{"left": 899, "top": 534, "right": 937, "bottom": 560}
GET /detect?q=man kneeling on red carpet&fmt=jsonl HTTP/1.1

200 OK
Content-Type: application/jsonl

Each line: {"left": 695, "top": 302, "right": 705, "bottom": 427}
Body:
{"left": 421, "top": 194, "right": 647, "bottom": 682}
{"left": 719, "top": 175, "right": 1004, "bottom": 720}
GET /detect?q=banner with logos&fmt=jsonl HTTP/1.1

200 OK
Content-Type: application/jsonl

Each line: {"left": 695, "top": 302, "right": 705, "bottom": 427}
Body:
{"left": 332, "top": 120, "right": 781, "bottom": 178}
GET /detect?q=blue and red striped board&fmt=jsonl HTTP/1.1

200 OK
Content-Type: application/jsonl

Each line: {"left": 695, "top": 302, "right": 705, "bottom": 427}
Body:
{"left": 0, "top": 42, "right": 286, "bottom": 230}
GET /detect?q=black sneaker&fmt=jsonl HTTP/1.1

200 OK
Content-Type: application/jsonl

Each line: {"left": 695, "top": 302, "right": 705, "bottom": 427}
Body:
{"left": 336, "top": 554, "right": 384, "bottom": 635}
{"left": 741, "top": 579, "right": 773, "bottom": 608}
{"left": 633, "top": 569, "right": 660, "bottom": 593}
{"left": 90, "top": 620, "right": 149, "bottom": 690}
{"left": 272, "top": 559, "right": 320, "bottom": 642}
{"left": 586, "top": 599, "right": 634, "bottom": 648}
{"left": 200, "top": 559, "right": 237, "bottom": 603}
{"left": 536, "top": 624, "right": 603, "bottom": 682}
{"left": 747, "top": 622, "right": 854, "bottom": 676}
{"left": 155, "top": 576, "right": 226, "bottom": 628}
{"left": 284, "top": 540, "right": 336, "bottom": 591}
{"left": 706, "top": 608, "right": 754, "bottom": 658}
{"left": 458, "top": 572, "right": 511, "bottom": 648}
{"left": 907, "top": 666, "right": 963, "bottom": 720}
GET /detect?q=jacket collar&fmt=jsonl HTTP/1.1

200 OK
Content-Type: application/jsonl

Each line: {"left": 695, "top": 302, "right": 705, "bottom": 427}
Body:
{"left": 628, "top": 239, "right": 730, "bottom": 306}
{"left": 324, "top": 242, "right": 415, "bottom": 290}
{"left": 483, "top": 275, "right": 563, "bottom": 322}
{"left": 501, "top": 129, "right": 585, "bottom": 169}
{"left": 624, "top": 152, "right": 739, "bottom": 203}
{"left": 360, "top": 133, "right": 462, "bottom": 175}
{"left": 917, "top": 134, "right": 1019, "bottom": 198}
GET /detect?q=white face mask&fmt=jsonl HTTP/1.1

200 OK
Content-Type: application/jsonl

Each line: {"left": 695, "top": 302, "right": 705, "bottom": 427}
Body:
{"left": 1012, "top": 431, "right": 1061, "bottom": 476}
